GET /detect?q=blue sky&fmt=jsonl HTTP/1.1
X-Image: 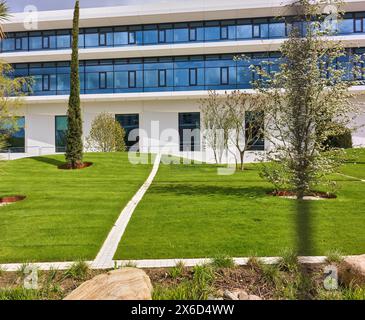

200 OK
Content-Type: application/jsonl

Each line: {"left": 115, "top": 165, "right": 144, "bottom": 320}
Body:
{"left": 7, "top": 0, "right": 163, "bottom": 12}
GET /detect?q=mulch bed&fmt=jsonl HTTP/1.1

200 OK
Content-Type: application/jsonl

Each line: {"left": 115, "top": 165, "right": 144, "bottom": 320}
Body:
{"left": 58, "top": 162, "right": 93, "bottom": 170}
{"left": 269, "top": 190, "right": 337, "bottom": 199}
{"left": 0, "top": 195, "right": 26, "bottom": 204}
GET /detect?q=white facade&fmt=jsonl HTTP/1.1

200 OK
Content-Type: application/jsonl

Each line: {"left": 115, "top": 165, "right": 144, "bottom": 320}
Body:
{"left": 1, "top": 0, "right": 365, "bottom": 162}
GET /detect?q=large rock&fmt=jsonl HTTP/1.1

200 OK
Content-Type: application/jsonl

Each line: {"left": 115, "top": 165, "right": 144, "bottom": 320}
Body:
{"left": 339, "top": 255, "right": 365, "bottom": 287}
{"left": 64, "top": 268, "right": 153, "bottom": 300}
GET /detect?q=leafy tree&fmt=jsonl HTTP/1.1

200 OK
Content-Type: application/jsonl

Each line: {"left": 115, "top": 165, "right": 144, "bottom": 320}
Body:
{"left": 65, "top": 0, "right": 83, "bottom": 168}
{"left": 200, "top": 90, "right": 266, "bottom": 170}
{"left": 251, "top": 0, "right": 363, "bottom": 198}
{"left": 86, "top": 113, "right": 126, "bottom": 152}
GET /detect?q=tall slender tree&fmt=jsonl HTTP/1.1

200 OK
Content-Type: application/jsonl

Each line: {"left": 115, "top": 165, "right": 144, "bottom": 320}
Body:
{"left": 65, "top": 0, "right": 83, "bottom": 168}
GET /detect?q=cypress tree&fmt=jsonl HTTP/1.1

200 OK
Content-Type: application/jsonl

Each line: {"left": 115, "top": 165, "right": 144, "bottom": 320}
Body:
{"left": 65, "top": 0, "right": 83, "bottom": 168}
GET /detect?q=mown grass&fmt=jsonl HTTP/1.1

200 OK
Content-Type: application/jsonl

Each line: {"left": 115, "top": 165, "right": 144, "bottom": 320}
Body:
{"left": 0, "top": 153, "right": 152, "bottom": 263}
{"left": 116, "top": 149, "right": 365, "bottom": 259}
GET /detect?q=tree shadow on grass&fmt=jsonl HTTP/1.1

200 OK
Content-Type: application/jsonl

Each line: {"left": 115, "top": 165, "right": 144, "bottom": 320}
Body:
{"left": 29, "top": 156, "right": 65, "bottom": 167}
{"left": 296, "top": 199, "right": 314, "bottom": 256}
{"left": 150, "top": 184, "right": 270, "bottom": 198}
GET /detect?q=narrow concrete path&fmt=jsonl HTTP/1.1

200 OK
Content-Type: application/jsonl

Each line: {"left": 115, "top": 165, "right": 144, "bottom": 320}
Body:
{"left": 0, "top": 256, "right": 336, "bottom": 272}
{"left": 92, "top": 153, "right": 162, "bottom": 269}
{"left": 337, "top": 172, "right": 365, "bottom": 182}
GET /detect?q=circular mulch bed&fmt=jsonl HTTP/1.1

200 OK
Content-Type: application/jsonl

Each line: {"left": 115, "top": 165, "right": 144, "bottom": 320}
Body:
{"left": 269, "top": 190, "right": 337, "bottom": 200}
{"left": 0, "top": 195, "right": 26, "bottom": 205}
{"left": 58, "top": 162, "right": 93, "bottom": 170}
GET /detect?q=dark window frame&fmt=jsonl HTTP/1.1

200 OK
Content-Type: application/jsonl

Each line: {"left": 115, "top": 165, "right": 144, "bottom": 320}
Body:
{"left": 220, "top": 25, "right": 228, "bottom": 40}
{"left": 354, "top": 17, "right": 363, "bottom": 33}
{"left": 42, "top": 74, "right": 50, "bottom": 91}
{"left": 43, "top": 35, "right": 50, "bottom": 49}
{"left": 115, "top": 113, "right": 140, "bottom": 150}
{"left": 220, "top": 66, "right": 229, "bottom": 85}
{"left": 189, "top": 68, "right": 198, "bottom": 86}
{"left": 158, "top": 69, "right": 167, "bottom": 87}
{"left": 128, "top": 70, "right": 136, "bottom": 88}
{"left": 15, "top": 37, "right": 22, "bottom": 50}
{"left": 253, "top": 24, "right": 261, "bottom": 38}
{"left": 178, "top": 112, "right": 201, "bottom": 152}
{"left": 158, "top": 29, "right": 166, "bottom": 43}
{"left": 55, "top": 115, "right": 68, "bottom": 153}
{"left": 189, "top": 27, "right": 197, "bottom": 41}
{"left": 128, "top": 31, "right": 136, "bottom": 44}
{"left": 99, "top": 72, "right": 107, "bottom": 89}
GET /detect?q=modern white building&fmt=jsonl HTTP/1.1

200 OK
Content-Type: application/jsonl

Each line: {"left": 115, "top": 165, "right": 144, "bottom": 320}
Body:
{"left": 1, "top": 0, "right": 365, "bottom": 161}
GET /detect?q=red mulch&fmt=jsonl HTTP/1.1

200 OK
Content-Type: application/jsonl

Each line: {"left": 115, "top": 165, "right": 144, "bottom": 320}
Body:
{"left": 0, "top": 195, "right": 26, "bottom": 204}
{"left": 58, "top": 162, "right": 93, "bottom": 170}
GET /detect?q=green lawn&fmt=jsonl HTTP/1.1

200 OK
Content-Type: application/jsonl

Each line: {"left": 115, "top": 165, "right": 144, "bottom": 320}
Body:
{"left": 0, "top": 153, "right": 152, "bottom": 263}
{"left": 115, "top": 150, "right": 365, "bottom": 260}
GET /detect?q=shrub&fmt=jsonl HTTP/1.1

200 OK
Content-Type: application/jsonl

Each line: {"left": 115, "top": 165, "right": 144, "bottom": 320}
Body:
{"left": 210, "top": 254, "right": 235, "bottom": 269}
{"left": 325, "top": 126, "right": 353, "bottom": 149}
{"left": 86, "top": 112, "right": 126, "bottom": 152}
{"left": 169, "top": 261, "right": 185, "bottom": 279}
{"left": 63, "top": 260, "right": 90, "bottom": 281}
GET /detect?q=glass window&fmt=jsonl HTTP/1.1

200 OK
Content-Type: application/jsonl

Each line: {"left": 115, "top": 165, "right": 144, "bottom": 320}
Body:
{"left": 99, "top": 32, "right": 106, "bottom": 46}
{"left": 355, "top": 18, "right": 363, "bottom": 32}
{"left": 29, "top": 35, "right": 42, "bottom": 50}
{"left": 85, "top": 29, "right": 99, "bottom": 47}
{"left": 15, "top": 38, "right": 22, "bottom": 50}
{"left": 205, "top": 21, "right": 221, "bottom": 41}
{"left": 158, "top": 69, "right": 166, "bottom": 87}
{"left": 189, "top": 68, "right": 197, "bottom": 86}
{"left": 115, "top": 71, "right": 128, "bottom": 88}
{"left": 159, "top": 29, "right": 166, "bottom": 43}
{"left": 269, "top": 19, "right": 286, "bottom": 37}
{"left": 128, "top": 71, "right": 136, "bottom": 88}
{"left": 237, "top": 22, "right": 252, "bottom": 39}
{"left": 86, "top": 73, "right": 99, "bottom": 90}
{"left": 57, "top": 74, "right": 70, "bottom": 93}
{"left": 189, "top": 27, "right": 197, "bottom": 41}
{"left": 55, "top": 116, "right": 67, "bottom": 152}
{"left": 114, "top": 27, "right": 129, "bottom": 45}
{"left": 43, "top": 36, "right": 49, "bottom": 49}
{"left": 43, "top": 74, "right": 50, "bottom": 91}
{"left": 221, "top": 26, "right": 228, "bottom": 39}
{"left": 245, "top": 111, "right": 265, "bottom": 151}
{"left": 144, "top": 25, "right": 158, "bottom": 44}
{"left": 57, "top": 31, "right": 71, "bottom": 48}
{"left": 221, "top": 67, "right": 229, "bottom": 85}
{"left": 129, "top": 31, "right": 136, "bottom": 44}
{"left": 99, "top": 72, "right": 106, "bottom": 89}
{"left": 174, "top": 24, "right": 189, "bottom": 42}
{"left": 2, "top": 37, "right": 15, "bottom": 51}
{"left": 115, "top": 114, "right": 139, "bottom": 150}
{"left": 338, "top": 16, "right": 354, "bottom": 34}
{"left": 0, "top": 117, "right": 25, "bottom": 153}
{"left": 253, "top": 24, "right": 261, "bottom": 38}
{"left": 179, "top": 112, "right": 200, "bottom": 151}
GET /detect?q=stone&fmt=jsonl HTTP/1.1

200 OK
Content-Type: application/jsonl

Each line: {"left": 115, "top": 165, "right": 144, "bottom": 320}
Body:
{"left": 339, "top": 255, "right": 365, "bottom": 287}
{"left": 223, "top": 290, "right": 239, "bottom": 300}
{"left": 64, "top": 268, "right": 153, "bottom": 300}
{"left": 237, "top": 290, "right": 250, "bottom": 300}
{"left": 248, "top": 294, "right": 262, "bottom": 300}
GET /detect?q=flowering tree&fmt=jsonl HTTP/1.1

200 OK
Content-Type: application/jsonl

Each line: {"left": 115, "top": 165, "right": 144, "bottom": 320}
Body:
{"left": 252, "top": 0, "right": 363, "bottom": 199}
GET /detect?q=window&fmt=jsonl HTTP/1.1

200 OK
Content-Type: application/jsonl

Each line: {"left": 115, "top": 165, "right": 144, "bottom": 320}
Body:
{"left": 115, "top": 114, "right": 139, "bottom": 150}
{"left": 0, "top": 117, "right": 25, "bottom": 153}
{"left": 189, "top": 68, "right": 197, "bottom": 86}
{"left": 43, "top": 74, "right": 50, "bottom": 91}
{"left": 220, "top": 67, "right": 229, "bottom": 85}
{"left": 55, "top": 116, "right": 68, "bottom": 153}
{"left": 253, "top": 24, "right": 261, "bottom": 38}
{"left": 43, "top": 36, "right": 49, "bottom": 49}
{"left": 128, "top": 71, "right": 136, "bottom": 88}
{"left": 15, "top": 38, "right": 22, "bottom": 50}
{"left": 245, "top": 111, "right": 265, "bottom": 151}
{"left": 99, "top": 72, "right": 107, "bottom": 89}
{"left": 189, "top": 27, "right": 197, "bottom": 41}
{"left": 158, "top": 69, "right": 166, "bottom": 87}
{"left": 179, "top": 112, "right": 200, "bottom": 151}
{"left": 159, "top": 29, "right": 166, "bottom": 43}
{"left": 128, "top": 31, "right": 136, "bottom": 44}
{"left": 355, "top": 18, "right": 363, "bottom": 33}
{"left": 99, "top": 32, "right": 106, "bottom": 46}
{"left": 29, "top": 35, "right": 42, "bottom": 50}
{"left": 221, "top": 26, "right": 228, "bottom": 39}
